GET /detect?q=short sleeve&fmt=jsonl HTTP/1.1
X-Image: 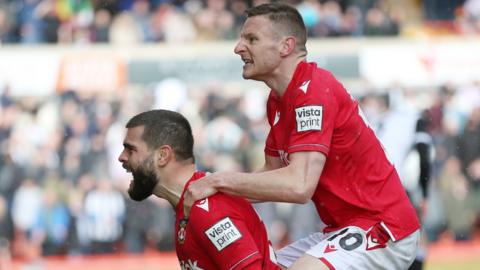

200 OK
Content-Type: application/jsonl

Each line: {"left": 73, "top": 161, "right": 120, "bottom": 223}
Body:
{"left": 265, "top": 128, "right": 279, "bottom": 157}
{"left": 287, "top": 79, "right": 339, "bottom": 156}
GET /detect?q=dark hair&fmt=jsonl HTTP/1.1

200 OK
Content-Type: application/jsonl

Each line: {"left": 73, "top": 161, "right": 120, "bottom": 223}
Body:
{"left": 246, "top": 2, "right": 307, "bottom": 52}
{"left": 126, "top": 110, "right": 194, "bottom": 162}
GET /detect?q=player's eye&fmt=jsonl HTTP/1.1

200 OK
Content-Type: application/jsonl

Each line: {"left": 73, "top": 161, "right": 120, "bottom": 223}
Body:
{"left": 123, "top": 145, "right": 135, "bottom": 154}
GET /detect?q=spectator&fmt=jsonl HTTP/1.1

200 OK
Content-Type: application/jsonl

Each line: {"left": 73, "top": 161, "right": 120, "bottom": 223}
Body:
{"left": 0, "top": 195, "right": 13, "bottom": 251}
{"left": 92, "top": 9, "right": 111, "bottom": 42}
{"left": 65, "top": 174, "right": 95, "bottom": 255}
{"left": 364, "top": 6, "right": 398, "bottom": 36}
{"left": 32, "top": 185, "right": 71, "bottom": 256}
{"left": 130, "top": 0, "right": 154, "bottom": 42}
{"left": 11, "top": 179, "right": 43, "bottom": 236}
{"left": 0, "top": 8, "right": 10, "bottom": 43}
{"left": 0, "top": 196, "right": 12, "bottom": 270}
{"left": 109, "top": 11, "right": 143, "bottom": 45}
{"left": 321, "top": 1, "right": 343, "bottom": 36}
{"left": 11, "top": 178, "right": 43, "bottom": 260}
{"left": 456, "top": 107, "right": 480, "bottom": 189}
{"left": 194, "top": 0, "right": 235, "bottom": 40}
{"left": 123, "top": 198, "right": 156, "bottom": 253}
{"left": 83, "top": 178, "right": 125, "bottom": 254}
{"left": 296, "top": 0, "right": 322, "bottom": 36}
{"left": 439, "top": 156, "right": 476, "bottom": 241}
{"left": 35, "top": 0, "right": 60, "bottom": 43}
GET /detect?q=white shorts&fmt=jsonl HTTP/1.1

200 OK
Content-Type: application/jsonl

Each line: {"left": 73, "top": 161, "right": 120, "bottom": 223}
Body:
{"left": 276, "top": 225, "right": 419, "bottom": 269}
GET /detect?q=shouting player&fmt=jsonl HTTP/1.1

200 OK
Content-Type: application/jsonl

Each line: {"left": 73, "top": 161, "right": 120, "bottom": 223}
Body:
{"left": 119, "top": 110, "right": 280, "bottom": 270}
{"left": 184, "top": 3, "right": 420, "bottom": 269}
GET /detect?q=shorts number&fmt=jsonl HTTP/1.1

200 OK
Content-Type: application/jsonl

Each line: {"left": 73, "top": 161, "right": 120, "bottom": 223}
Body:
{"left": 339, "top": 233, "right": 363, "bottom": 251}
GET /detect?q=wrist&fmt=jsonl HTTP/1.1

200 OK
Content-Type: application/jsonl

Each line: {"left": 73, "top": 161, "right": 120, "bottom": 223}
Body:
{"left": 213, "top": 172, "right": 229, "bottom": 190}
{"left": 208, "top": 172, "right": 220, "bottom": 190}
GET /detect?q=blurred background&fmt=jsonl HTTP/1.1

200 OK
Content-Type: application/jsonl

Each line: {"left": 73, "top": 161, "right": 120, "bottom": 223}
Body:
{"left": 0, "top": 0, "right": 480, "bottom": 269}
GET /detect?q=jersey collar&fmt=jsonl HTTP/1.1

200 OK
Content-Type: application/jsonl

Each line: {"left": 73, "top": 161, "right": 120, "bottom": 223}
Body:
{"left": 271, "top": 60, "right": 311, "bottom": 102}
{"left": 176, "top": 171, "right": 206, "bottom": 215}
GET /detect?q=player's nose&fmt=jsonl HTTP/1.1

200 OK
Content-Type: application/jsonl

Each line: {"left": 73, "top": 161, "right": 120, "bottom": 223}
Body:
{"left": 118, "top": 150, "right": 127, "bottom": 163}
{"left": 234, "top": 40, "right": 245, "bottom": 55}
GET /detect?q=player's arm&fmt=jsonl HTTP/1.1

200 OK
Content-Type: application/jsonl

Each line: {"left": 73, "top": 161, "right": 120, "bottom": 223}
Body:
{"left": 186, "top": 151, "right": 325, "bottom": 206}
{"left": 215, "top": 151, "right": 325, "bottom": 203}
{"left": 247, "top": 154, "right": 284, "bottom": 203}
{"left": 255, "top": 154, "right": 284, "bottom": 173}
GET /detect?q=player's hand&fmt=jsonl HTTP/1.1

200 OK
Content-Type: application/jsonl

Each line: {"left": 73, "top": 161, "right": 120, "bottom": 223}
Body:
{"left": 183, "top": 174, "right": 219, "bottom": 218}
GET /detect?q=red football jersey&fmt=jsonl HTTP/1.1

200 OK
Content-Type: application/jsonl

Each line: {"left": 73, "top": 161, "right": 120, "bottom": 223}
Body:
{"left": 265, "top": 61, "right": 419, "bottom": 241}
{"left": 175, "top": 171, "right": 281, "bottom": 270}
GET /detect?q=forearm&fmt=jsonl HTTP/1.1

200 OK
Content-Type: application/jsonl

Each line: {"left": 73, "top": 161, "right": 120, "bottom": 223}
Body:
{"left": 244, "top": 157, "right": 292, "bottom": 203}
{"left": 243, "top": 166, "right": 271, "bottom": 203}
{"left": 214, "top": 152, "right": 324, "bottom": 203}
{"left": 248, "top": 165, "right": 279, "bottom": 203}
{"left": 214, "top": 169, "right": 307, "bottom": 203}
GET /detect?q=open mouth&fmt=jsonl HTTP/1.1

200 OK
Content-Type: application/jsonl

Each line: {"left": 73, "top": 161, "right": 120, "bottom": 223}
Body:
{"left": 242, "top": 58, "right": 253, "bottom": 65}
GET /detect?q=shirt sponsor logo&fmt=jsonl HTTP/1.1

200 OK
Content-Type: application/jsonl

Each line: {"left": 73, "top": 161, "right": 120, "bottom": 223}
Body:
{"left": 295, "top": 105, "right": 323, "bottom": 132}
{"left": 205, "top": 217, "right": 242, "bottom": 251}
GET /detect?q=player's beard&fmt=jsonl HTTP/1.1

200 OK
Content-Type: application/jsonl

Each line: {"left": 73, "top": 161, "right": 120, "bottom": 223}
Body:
{"left": 127, "top": 155, "right": 158, "bottom": 201}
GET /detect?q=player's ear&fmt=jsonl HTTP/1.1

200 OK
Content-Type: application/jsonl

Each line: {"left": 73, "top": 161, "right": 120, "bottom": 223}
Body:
{"left": 157, "top": 145, "right": 173, "bottom": 166}
{"left": 280, "top": 36, "right": 296, "bottom": 57}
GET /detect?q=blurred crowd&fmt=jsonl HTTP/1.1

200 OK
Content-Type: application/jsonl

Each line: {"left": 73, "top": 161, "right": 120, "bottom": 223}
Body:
{"left": 359, "top": 82, "right": 480, "bottom": 243}
{"left": 1, "top": 76, "right": 480, "bottom": 265}
{"left": 0, "top": 0, "right": 479, "bottom": 45}
{"left": 0, "top": 0, "right": 480, "bottom": 267}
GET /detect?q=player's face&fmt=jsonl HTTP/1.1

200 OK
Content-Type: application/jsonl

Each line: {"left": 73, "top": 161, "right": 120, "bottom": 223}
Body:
{"left": 234, "top": 15, "right": 283, "bottom": 81}
{"left": 118, "top": 126, "right": 159, "bottom": 201}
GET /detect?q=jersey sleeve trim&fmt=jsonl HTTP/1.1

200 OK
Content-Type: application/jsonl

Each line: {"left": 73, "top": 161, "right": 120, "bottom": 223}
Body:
{"left": 229, "top": 251, "right": 260, "bottom": 270}
{"left": 288, "top": 143, "right": 329, "bottom": 155}
{"left": 265, "top": 146, "right": 280, "bottom": 156}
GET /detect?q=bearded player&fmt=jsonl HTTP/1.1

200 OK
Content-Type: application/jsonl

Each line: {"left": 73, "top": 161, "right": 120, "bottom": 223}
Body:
{"left": 118, "top": 109, "right": 280, "bottom": 270}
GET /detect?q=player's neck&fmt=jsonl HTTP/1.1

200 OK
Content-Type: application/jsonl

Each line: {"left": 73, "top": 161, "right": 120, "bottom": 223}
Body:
{"left": 153, "top": 163, "right": 196, "bottom": 208}
{"left": 267, "top": 56, "right": 305, "bottom": 97}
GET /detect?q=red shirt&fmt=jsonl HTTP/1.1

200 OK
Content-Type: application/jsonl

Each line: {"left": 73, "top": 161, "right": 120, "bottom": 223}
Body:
{"left": 175, "top": 171, "right": 281, "bottom": 270}
{"left": 265, "top": 61, "right": 419, "bottom": 241}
